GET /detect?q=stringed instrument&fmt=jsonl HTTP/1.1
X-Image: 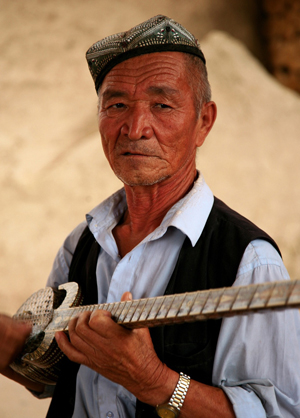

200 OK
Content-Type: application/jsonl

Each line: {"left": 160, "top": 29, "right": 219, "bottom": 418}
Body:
{"left": 11, "top": 279, "right": 300, "bottom": 385}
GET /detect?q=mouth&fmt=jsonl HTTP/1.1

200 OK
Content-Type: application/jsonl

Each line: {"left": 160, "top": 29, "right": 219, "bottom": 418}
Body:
{"left": 123, "top": 152, "right": 147, "bottom": 157}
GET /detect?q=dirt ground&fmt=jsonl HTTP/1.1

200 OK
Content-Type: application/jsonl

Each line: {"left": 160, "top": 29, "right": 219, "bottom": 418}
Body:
{"left": 0, "top": 1, "right": 299, "bottom": 417}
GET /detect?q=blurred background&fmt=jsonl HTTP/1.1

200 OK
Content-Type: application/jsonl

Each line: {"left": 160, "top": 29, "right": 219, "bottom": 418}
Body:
{"left": 0, "top": 0, "right": 299, "bottom": 416}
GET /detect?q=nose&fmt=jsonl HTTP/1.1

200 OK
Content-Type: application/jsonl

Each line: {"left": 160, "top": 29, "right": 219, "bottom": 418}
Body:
{"left": 120, "top": 106, "right": 153, "bottom": 140}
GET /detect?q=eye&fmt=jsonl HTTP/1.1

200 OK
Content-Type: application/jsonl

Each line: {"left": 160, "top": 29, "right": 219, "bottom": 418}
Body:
{"left": 154, "top": 103, "right": 173, "bottom": 113}
{"left": 105, "top": 102, "right": 127, "bottom": 116}
{"left": 111, "top": 103, "right": 125, "bottom": 109}
{"left": 155, "top": 103, "right": 171, "bottom": 109}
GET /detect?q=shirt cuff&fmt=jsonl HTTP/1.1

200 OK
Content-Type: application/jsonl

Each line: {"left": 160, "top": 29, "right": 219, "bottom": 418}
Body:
{"left": 220, "top": 381, "right": 268, "bottom": 418}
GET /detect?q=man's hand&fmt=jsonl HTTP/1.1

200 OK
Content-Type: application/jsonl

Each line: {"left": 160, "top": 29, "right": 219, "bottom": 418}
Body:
{"left": 0, "top": 314, "right": 31, "bottom": 372}
{"left": 55, "top": 292, "right": 178, "bottom": 406}
{"left": 55, "top": 294, "right": 235, "bottom": 417}
{"left": 0, "top": 313, "right": 45, "bottom": 392}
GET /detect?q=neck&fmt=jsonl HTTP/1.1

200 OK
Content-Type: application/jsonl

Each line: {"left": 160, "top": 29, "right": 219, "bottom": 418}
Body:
{"left": 124, "top": 168, "right": 197, "bottom": 233}
{"left": 113, "top": 168, "right": 197, "bottom": 257}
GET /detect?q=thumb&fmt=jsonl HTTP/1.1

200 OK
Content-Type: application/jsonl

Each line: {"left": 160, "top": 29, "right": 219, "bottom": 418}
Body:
{"left": 121, "top": 291, "right": 133, "bottom": 302}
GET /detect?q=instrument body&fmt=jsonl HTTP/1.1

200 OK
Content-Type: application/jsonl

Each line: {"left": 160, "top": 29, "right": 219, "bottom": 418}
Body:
{"left": 11, "top": 282, "right": 83, "bottom": 384}
{"left": 10, "top": 279, "right": 300, "bottom": 384}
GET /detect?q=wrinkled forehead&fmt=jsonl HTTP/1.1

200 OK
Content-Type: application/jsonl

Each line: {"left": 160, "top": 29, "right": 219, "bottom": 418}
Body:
{"left": 98, "top": 52, "right": 191, "bottom": 98}
{"left": 102, "top": 52, "right": 187, "bottom": 83}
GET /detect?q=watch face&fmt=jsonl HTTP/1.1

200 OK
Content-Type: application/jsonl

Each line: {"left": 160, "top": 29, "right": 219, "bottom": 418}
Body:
{"left": 156, "top": 404, "right": 178, "bottom": 418}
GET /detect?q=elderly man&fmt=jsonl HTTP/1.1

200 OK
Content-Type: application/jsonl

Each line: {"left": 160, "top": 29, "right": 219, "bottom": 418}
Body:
{"left": 1, "top": 15, "right": 300, "bottom": 418}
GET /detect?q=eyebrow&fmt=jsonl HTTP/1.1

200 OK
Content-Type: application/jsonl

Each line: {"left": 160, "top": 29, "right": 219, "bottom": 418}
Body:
{"left": 101, "top": 85, "right": 180, "bottom": 103}
{"left": 101, "top": 89, "right": 127, "bottom": 103}
{"left": 146, "top": 86, "right": 179, "bottom": 97}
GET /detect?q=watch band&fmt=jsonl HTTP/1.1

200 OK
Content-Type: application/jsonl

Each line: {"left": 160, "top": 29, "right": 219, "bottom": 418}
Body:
{"left": 156, "top": 372, "right": 191, "bottom": 417}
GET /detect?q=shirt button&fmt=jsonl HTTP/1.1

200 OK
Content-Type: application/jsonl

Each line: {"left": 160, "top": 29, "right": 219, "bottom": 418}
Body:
{"left": 106, "top": 412, "right": 114, "bottom": 418}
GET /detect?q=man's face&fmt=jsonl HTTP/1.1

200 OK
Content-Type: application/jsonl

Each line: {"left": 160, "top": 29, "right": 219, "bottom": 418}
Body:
{"left": 98, "top": 52, "right": 207, "bottom": 187}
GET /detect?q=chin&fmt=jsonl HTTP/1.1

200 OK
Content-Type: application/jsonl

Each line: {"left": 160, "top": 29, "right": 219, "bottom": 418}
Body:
{"left": 116, "top": 171, "right": 169, "bottom": 187}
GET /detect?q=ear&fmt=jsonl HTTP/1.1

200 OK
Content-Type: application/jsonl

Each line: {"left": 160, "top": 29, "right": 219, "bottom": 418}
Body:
{"left": 196, "top": 101, "right": 217, "bottom": 147}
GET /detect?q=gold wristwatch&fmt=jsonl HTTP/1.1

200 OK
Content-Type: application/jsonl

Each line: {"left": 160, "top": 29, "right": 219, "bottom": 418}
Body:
{"left": 156, "top": 372, "right": 190, "bottom": 418}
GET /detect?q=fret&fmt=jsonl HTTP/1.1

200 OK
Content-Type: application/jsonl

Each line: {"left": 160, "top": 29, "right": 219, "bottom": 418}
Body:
{"left": 68, "top": 306, "right": 82, "bottom": 317}
{"left": 249, "top": 283, "right": 275, "bottom": 309}
{"left": 81, "top": 304, "right": 92, "bottom": 313}
{"left": 177, "top": 292, "right": 197, "bottom": 317}
{"left": 111, "top": 302, "right": 121, "bottom": 318}
{"left": 138, "top": 298, "right": 156, "bottom": 321}
{"left": 122, "top": 300, "right": 141, "bottom": 323}
{"left": 114, "top": 301, "right": 127, "bottom": 322}
{"left": 231, "top": 284, "right": 258, "bottom": 311}
{"left": 287, "top": 281, "right": 300, "bottom": 305}
{"left": 217, "top": 287, "right": 240, "bottom": 313}
{"left": 130, "top": 299, "right": 148, "bottom": 322}
{"left": 106, "top": 302, "right": 117, "bottom": 313}
{"left": 202, "top": 288, "right": 225, "bottom": 315}
{"left": 189, "top": 290, "right": 210, "bottom": 316}
{"left": 101, "top": 303, "right": 109, "bottom": 311}
{"left": 88, "top": 304, "right": 102, "bottom": 313}
{"left": 97, "top": 304, "right": 105, "bottom": 311}
{"left": 146, "top": 297, "right": 165, "bottom": 321}
{"left": 70, "top": 306, "right": 81, "bottom": 316}
{"left": 267, "top": 281, "right": 293, "bottom": 307}
{"left": 117, "top": 301, "right": 133, "bottom": 323}
{"left": 156, "top": 295, "right": 175, "bottom": 319}
{"left": 167, "top": 294, "right": 186, "bottom": 319}
{"left": 79, "top": 305, "right": 90, "bottom": 313}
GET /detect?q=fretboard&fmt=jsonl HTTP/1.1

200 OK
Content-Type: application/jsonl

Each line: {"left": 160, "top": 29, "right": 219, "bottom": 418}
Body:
{"left": 62, "top": 279, "right": 300, "bottom": 330}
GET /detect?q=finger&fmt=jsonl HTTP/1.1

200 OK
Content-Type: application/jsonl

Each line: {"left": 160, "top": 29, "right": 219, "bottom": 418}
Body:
{"left": 0, "top": 314, "right": 32, "bottom": 338}
{"left": 68, "top": 311, "right": 109, "bottom": 353}
{"left": 0, "top": 316, "right": 33, "bottom": 370}
{"left": 68, "top": 312, "right": 96, "bottom": 345}
{"left": 55, "top": 331, "right": 87, "bottom": 364}
{"left": 90, "top": 309, "right": 111, "bottom": 322}
{"left": 86, "top": 310, "right": 118, "bottom": 340}
{"left": 19, "top": 323, "right": 32, "bottom": 337}
{"left": 68, "top": 311, "right": 91, "bottom": 335}
{"left": 14, "top": 320, "right": 32, "bottom": 334}
{"left": 0, "top": 316, "right": 32, "bottom": 354}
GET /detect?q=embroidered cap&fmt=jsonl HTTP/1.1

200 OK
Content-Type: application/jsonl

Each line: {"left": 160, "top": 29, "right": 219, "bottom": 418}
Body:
{"left": 86, "top": 15, "right": 206, "bottom": 92}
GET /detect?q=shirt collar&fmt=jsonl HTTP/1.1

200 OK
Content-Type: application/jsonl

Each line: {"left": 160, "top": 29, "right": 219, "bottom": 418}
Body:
{"left": 158, "top": 173, "right": 214, "bottom": 246}
{"left": 86, "top": 172, "right": 214, "bottom": 247}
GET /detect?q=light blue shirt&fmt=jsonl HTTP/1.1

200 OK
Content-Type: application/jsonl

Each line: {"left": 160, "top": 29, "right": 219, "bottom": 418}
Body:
{"left": 46, "top": 174, "right": 300, "bottom": 418}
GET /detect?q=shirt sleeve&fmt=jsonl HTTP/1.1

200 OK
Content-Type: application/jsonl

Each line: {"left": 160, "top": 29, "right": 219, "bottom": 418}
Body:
{"left": 212, "top": 239, "right": 300, "bottom": 418}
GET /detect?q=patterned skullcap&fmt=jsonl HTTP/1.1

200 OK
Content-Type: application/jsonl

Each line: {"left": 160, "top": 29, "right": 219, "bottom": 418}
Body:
{"left": 86, "top": 15, "right": 206, "bottom": 92}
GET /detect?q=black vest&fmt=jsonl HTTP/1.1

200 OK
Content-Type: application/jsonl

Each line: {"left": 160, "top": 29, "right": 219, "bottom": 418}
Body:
{"left": 46, "top": 197, "right": 280, "bottom": 418}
